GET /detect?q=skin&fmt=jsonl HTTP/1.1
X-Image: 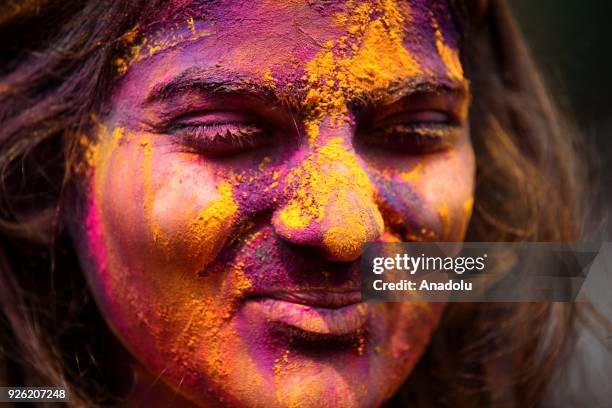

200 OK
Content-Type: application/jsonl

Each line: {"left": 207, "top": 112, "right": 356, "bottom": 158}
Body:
{"left": 72, "top": 1, "right": 474, "bottom": 406}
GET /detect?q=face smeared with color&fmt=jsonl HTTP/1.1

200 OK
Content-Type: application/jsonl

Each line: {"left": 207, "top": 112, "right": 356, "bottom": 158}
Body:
{"left": 73, "top": 1, "right": 474, "bottom": 406}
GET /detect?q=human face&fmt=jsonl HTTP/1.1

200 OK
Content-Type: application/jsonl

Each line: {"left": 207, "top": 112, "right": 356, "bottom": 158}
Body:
{"left": 73, "top": 0, "right": 474, "bottom": 406}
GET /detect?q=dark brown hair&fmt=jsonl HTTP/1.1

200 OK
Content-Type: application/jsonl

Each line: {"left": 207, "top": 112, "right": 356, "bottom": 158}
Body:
{"left": 0, "top": 0, "right": 606, "bottom": 406}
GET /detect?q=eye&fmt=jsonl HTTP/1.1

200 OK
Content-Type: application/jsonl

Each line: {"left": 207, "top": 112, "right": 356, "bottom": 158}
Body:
{"left": 358, "top": 110, "right": 460, "bottom": 154}
{"left": 168, "top": 111, "right": 270, "bottom": 156}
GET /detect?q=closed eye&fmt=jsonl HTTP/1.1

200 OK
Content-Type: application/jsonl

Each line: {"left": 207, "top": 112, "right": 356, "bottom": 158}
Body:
{"left": 357, "top": 110, "right": 460, "bottom": 154}
{"left": 165, "top": 111, "right": 271, "bottom": 157}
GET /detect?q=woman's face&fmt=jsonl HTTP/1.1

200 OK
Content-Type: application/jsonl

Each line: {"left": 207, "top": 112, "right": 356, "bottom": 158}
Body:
{"left": 75, "top": 1, "right": 474, "bottom": 406}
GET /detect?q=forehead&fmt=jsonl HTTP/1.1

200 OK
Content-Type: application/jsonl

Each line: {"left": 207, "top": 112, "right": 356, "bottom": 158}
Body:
{"left": 140, "top": 0, "right": 459, "bottom": 35}
{"left": 115, "top": 0, "right": 463, "bottom": 107}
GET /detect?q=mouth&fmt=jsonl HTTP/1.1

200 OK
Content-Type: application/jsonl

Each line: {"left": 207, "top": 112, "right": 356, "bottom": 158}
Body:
{"left": 245, "top": 290, "right": 368, "bottom": 335}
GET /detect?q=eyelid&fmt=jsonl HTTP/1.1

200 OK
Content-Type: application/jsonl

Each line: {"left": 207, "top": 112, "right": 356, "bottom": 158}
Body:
{"left": 365, "top": 88, "right": 467, "bottom": 127}
{"left": 165, "top": 111, "right": 271, "bottom": 157}
{"left": 170, "top": 110, "right": 259, "bottom": 126}
{"left": 357, "top": 109, "right": 461, "bottom": 155}
{"left": 375, "top": 109, "right": 457, "bottom": 128}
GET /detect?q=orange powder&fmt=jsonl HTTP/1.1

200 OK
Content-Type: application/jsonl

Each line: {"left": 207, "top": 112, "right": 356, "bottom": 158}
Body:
{"left": 463, "top": 196, "right": 474, "bottom": 217}
{"left": 187, "top": 181, "right": 238, "bottom": 271}
{"left": 139, "top": 137, "right": 167, "bottom": 248}
{"left": 431, "top": 15, "right": 463, "bottom": 80}
{"left": 114, "top": 20, "right": 214, "bottom": 74}
{"left": 438, "top": 202, "right": 450, "bottom": 238}
{"left": 302, "top": 0, "right": 422, "bottom": 144}
{"left": 79, "top": 135, "right": 99, "bottom": 171}
{"left": 277, "top": 137, "right": 383, "bottom": 260}
{"left": 398, "top": 162, "right": 423, "bottom": 183}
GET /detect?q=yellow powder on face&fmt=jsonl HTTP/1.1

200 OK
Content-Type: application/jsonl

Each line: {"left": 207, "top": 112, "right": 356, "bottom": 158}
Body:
{"left": 304, "top": 120, "right": 320, "bottom": 143}
{"left": 463, "top": 196, "right": 474, "bottom": 217}
{"left": 456, "top": 195, "right": 475, "bottom": 239}
{"left": 380, "top": 230, "right": 402, "bottom": 243}
{"left": 258, "top": 156, "right": 271, "bottom": 172}
{"left": 273, "top": 349, "right": 290, "bottom": 376}
{"left": 263, "top": 69, "right": 276, "bottom": 88}
{"left": 322, "top": 223, "right": 368, "bottom": 262}
{"left": 79, "top": 135, "right": 99, "bottom": 169}
{"left": 85, "top": 124, "right": 128, "bottom": 180}
{"left": 174, "top": 297, "right": 231, "bottom": 380}
{"left": 187, "top": 16, "right": 196, "bottom": 35}
{"left": 438, "top": 202, "right": 450, "bottom": 238}
{"left": 356, "top": 328, "right": 366, "bottom": 355}
{"left": 188, "top": 181, "right": 238, "bottom": 270}
{"left": 278, "top": 137, "right": 383, "bottom": 260}
{"left": 220, "top": 260, "right": 252, "bottom": 302}
{"left": 140, "top": 138, "right": 164, "bottom": 246}
{"left": 432, "top": 15, "right": 463, "bottom": 80}
{"left": 302, "top": 0, "right": 422, "bottom": 144}
{"left": 113, "top": 21, "right": 214, "bottom": 75}
{"left": 278, "top": 201, "right": 313, "bottom": 233}
{"left": 398, "top": 162, "right": 423, "bottom": 182}
{"left": 110, "top": 126, "right": 125, "bottom": 148}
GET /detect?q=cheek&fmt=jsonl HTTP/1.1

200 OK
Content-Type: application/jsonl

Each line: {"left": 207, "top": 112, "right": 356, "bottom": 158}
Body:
{"left": 370, "top": 142, "right": 475, "bottom": 241}
{"left": 94, "top": 136, "right": 238, "bottom": 279}
{"left": 86, "top": 131, "right": 247, "bottom": 340}
{"left": 85, "top": 132, "right": 263, "bottom": 388}
{"left": 417, "top": 145, "right": 475, "bottom": 240}
{"left": 149, "top": 160, "right": 238, "bottom": 273}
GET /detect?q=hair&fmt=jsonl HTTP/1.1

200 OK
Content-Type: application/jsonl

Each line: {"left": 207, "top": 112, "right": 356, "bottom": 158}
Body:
{"left": 0, "top": 0, "right": 608, "bottom": 406}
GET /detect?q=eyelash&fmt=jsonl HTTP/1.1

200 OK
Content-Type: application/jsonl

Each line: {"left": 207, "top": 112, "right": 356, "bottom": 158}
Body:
{"left": 164, "top": 111, "right": 457, "bottom": 156}
{"left": 358, "top": 114, "right": 459, "bottom": 154}
{"left": 170, "top": 122, "right": 269, "bottom": 156}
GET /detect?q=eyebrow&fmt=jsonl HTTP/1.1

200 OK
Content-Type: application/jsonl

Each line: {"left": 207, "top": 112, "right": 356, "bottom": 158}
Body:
{"left": 374, "top": 76, "right": 470, "bottom": 105}
{"left": 143, "top": 66, "right": 469, "bottom": 110}
{"left": 143, "top": 67, "right": 280, "bottom": 106}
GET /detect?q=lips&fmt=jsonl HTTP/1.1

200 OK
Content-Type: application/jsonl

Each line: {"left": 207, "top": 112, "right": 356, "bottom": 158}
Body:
{"left": 244, "top": 290, "right": 368, "bottom": 335}
{"left": 262, "top": 290, "right": 362, "bottom": 308}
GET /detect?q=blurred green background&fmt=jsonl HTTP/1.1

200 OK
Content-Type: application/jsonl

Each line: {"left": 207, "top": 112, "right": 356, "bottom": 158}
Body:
{"left": 511, "top": 0, "right": 612, "bottom": 234}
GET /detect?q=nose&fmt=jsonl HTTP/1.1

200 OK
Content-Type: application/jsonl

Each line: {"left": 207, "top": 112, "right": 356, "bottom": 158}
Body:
{"left": 271, "top": 125, "right": 383, "bottom": 262}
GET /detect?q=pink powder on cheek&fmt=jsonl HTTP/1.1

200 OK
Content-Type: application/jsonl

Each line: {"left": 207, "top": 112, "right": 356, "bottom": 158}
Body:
{"left": 85, "top": 195, "right": 107, "bottom": 278}
{"left": 82, "top": 192, "right": 134, "bottom": 334}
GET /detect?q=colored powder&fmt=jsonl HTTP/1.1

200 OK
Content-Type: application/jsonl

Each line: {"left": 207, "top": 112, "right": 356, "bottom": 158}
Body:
{"left": 79, "top": 135, "right": 99, "bottom": 170}
{"left": 111, "top": 126, "right": 125, "bottom": 148}
{"left": 85, "top": 197, "right": 108, "bottom": 276}
{"left": 398, "top": 162, "right": 423, "bottom": 182}
{"left": 177, "top": 297, "right": 231, "bottom": 379}
{"left": 302, "top": 0, "right": 422, "bottom": 144}
{"left": 221, "top": 260, "right": 252, "bottom": 302}
{"left": 79, "top": 124, "right": 125, "bottom": 174}
{"left": 459, "top": 195, "right": 475, "bottom": 237}
{"left": 188, "top": 181, "right": 238, "bottom": 270}
{"left": 173, "top": 257, "right": 258, "bottom": 388}
{"left": 187, "top": 16, "right": 196, "bottom": 35}
{"left": 273, "top": 349, "right": 290, "bottom": 376}
{"left": 140, "top": 137, "right": 165, "bottom": 247}
{"left": 114, "top": 19, "right": 214, "bottom": 74}
{"left": 431, "top": 15, "right": 463, "bottom": 80}
{"left": 438, "top": 202, "right": 450, "bottom": 238}
{"left": 463, "top": 196, "right": 474, "bottom": 217}
{"left": 277, "top": 137, "right": 383, "bottom": 260}
{"left": 322, "top": 222, "right": 368, "bottom": 262}
{"left": 277, "top": 200, "right": 313, "bottom": 233}
{"left": 356, "top": 328, "right": 366, "bottom": 355}
{"left": 262, "top": 69, "right": 276, "bottom": 88}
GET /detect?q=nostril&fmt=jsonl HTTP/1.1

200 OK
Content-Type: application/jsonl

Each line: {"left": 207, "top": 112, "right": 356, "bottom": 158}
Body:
{"left": 271, "top": 197, "right": 384, "bottom": 262}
